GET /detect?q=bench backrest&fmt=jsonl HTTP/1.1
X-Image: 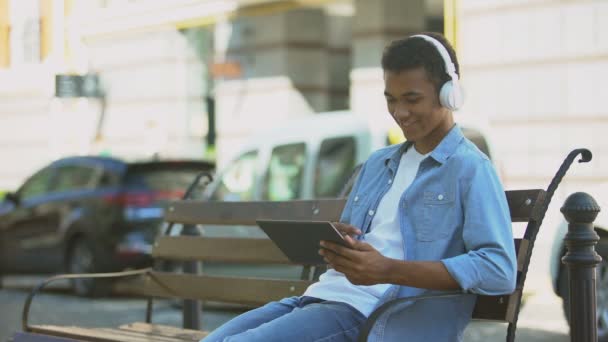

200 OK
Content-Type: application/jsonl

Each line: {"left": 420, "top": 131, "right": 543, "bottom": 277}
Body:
{"left": 138, "top": 189, "right": 546, "bottom": 323}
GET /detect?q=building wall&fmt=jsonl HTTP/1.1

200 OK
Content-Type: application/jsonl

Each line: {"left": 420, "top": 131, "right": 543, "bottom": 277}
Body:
{"left": 459, "top": 0, "right": 608, "bottom": 291}
{"left": 0, "top": 66, "right": 54, "bottom": 190}
{"left": 85, "top": 28, "right": 212, "bottom": 160}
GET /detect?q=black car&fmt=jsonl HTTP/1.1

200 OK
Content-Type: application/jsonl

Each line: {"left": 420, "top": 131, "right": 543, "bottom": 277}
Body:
{"left": 0, "top": 156, "right": 213, "bottom": 296}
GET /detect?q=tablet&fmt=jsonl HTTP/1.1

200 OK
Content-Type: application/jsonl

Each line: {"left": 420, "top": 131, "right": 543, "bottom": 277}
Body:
{"left": 256, "top": 219, "right": 351, "bottom": 265}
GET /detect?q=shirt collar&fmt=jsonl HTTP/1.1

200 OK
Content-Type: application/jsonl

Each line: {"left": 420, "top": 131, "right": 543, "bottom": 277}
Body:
{"left": 384, "top": 124, "right": 464, "bottom": 170}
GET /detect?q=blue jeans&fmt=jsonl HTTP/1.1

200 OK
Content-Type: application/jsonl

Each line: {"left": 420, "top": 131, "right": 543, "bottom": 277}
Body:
{"left": 201, "top": 296, "right": 366, "bottom": 342}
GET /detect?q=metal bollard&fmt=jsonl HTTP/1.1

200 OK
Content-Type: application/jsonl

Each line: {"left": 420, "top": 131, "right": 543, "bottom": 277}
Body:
{"left": 561, "top": 192, "right": 602, "bottom": 342}
{"left": 182, "top": 224, "right": 201, "bottom": 330}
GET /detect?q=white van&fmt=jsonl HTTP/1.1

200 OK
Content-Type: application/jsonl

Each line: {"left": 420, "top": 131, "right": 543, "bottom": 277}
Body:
{"left": 203, "top": 110, "right": 495, "bottom": 204}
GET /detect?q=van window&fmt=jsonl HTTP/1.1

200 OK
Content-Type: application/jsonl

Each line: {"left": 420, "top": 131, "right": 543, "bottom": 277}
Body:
{"left": 314, "top": 137, "right": 356, "bottom": 198}
{"left": 209, "top": 151, "right": 258, "bottom": 201}
{"left": 262, "top": 143, "right": 306, "bottom": 201}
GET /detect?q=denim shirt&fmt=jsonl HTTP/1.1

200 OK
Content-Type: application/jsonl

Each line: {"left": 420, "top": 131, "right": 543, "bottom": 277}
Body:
{"left": 342, "top": 125, "right": 516, "bottom": 342}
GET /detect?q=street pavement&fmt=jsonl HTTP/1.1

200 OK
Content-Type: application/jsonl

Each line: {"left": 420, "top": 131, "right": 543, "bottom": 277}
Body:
{"left": 0, "top": 275, "right": 569, "bottom": 342}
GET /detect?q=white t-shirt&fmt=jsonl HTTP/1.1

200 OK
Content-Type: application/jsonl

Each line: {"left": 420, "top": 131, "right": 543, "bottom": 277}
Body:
{"left": 304, "top": 146, "right": 428, "bottom": 316}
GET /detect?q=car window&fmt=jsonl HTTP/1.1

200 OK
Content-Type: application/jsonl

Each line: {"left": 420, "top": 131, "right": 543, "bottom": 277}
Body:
{"left": 261, "top": 143, "right": 306, "bottom": 201}
{"left": 98, "top": 170, "right": 120, "bottom": 187}
{"left": 314, "top": 137, "right": 356, "bottom": 198}
{"left": 125, "top": 169, "right": 197, "bottom": 192}
{"left": 18, "top": 167, "right": 54, "bottom": 200}
{"left": 209, "top": 151, "right": 258, "bottom": 201}
{"left": 50, "top": 165, "right": 97, "bottom": 192}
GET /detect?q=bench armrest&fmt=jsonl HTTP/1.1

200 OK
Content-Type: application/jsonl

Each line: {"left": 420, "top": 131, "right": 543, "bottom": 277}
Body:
{"left": 357, "top": 291, "right": 465, "bottom": 342}
{"left": 22, "top": 268, "right": 152, "bottom": 331}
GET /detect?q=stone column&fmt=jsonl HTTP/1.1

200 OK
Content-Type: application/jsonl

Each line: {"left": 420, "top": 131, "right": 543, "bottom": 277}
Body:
{"left": 214, "top": 8, "right": 330, "bottom": 167}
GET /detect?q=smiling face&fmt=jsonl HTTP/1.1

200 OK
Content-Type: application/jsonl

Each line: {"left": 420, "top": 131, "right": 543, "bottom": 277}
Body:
{"left": 383, "top": 67, "right": 454, "bottom": 154}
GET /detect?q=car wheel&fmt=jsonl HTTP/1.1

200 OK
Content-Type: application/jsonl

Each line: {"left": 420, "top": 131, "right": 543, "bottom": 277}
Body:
{"left": 559, "top": 237, "right": 608, "bottom": 341}
{"left": 67, "top": 238, "right": 111, "bottom": 297}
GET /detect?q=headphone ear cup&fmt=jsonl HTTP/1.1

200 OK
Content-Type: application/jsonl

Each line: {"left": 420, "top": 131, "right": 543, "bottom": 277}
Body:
{"left": 439, "top": 80, "right": 464, "bottom": 111}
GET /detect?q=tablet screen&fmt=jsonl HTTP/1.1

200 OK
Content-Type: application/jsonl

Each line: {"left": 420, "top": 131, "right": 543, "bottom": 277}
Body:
{"left": 256, "top": 219, "right": 350, "bottom": 265}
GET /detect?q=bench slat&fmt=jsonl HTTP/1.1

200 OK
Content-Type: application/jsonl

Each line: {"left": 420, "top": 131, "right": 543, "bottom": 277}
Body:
{"left": 152, "top": 236, "right": 291, "bottom": 263}
{"left": 142, "top": 271, "right": 312, "bottom": 305}
{"left": 152, "top": 236, "right": 529, "bottom": 271}
{"left": 507, "top": 189, "right": 546, "bottom": 222}
{"left": 165, "top": 199, "right": 346, "bottom": 226}
{"left": 119, "top": 323, "right": 207, "bottom": 341}
{"left": 472, "top": 290, "right": 522, "bottom": 322}
{"left": 165, "top": 190, "right": 546, "bottom": 226}
{"left": 28, "top": 325, "right": 189, "bottom": 342}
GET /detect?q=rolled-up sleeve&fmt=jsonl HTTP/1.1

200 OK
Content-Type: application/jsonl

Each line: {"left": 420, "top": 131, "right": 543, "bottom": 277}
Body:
{"left": 441, "top": 159, "right": 517, "bottom": 295}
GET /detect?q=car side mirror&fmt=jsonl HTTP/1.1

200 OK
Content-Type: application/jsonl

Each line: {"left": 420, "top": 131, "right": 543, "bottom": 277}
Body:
{"left": 4, "top": 192, "right": 20, "bottom": 206}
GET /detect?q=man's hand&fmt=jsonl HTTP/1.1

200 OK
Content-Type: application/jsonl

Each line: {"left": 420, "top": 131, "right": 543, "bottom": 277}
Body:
{"left": 319, "top": 234, "right": 392, "bottom": 286}
{"left": 331, "top": 222, "right": 362, "bottom": 239}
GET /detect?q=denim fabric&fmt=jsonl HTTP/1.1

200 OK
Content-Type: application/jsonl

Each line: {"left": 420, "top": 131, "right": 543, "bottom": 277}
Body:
{"left": 339, "top": 124, "right": 516, "bottom": 342}
{"left": 201, "top": 296, "right": 365, "bottom": 342}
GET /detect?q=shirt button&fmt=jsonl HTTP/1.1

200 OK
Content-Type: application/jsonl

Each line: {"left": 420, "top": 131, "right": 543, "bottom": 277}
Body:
{"left": 388, "top": 179, "right": 392, "bottom": 184}
{"left": 438, "top": 194, "right": 444, "bottom": 201}
{"left": 354, "top": 196, "right": 359, "bottom": 202}
{"left": 368, "top": 210, "right": 374, "bottom": 216}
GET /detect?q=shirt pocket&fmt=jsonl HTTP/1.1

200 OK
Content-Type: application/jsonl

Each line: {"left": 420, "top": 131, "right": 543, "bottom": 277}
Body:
{"left": 417, "top": 189, "right": 455, "bottom": 241}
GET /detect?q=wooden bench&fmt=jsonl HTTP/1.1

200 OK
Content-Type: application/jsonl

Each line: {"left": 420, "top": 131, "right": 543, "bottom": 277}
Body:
{"left": 17, "top": 149, "right": 592, "bottom": 342}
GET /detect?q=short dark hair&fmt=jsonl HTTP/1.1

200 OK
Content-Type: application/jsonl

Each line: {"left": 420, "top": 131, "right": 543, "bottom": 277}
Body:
{"left": 381, "top": 32, "right": 460, "bottom": 93}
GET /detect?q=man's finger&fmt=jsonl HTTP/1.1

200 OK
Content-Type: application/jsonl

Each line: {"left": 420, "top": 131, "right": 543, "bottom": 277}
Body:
{"left": 321, "top": 241, "right": 365, "bottom": 261}
{"left": 332, "top": 222, "right": 362, "bottom": 237}
{"left": 328, "top": 254, "right": 359, "bottom": 271}
{"left": 344, "top": 236, "right": 373, "bottom": 251}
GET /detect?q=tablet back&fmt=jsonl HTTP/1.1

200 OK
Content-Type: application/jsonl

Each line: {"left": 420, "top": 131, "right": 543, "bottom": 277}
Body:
{"left": 256, "top": 219, "right": 347, "bottom": 265}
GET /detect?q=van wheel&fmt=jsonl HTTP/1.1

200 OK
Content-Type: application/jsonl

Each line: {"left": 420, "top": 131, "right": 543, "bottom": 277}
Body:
{"left": 67, "top": 238, "right": 111, "bottom": 297}
{"left": 559, "top": 238, "right": 608, "bottom": 341}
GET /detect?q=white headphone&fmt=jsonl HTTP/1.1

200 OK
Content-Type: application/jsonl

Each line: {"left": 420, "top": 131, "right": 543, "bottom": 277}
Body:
{"left": 411, "top": 34, "right": 464, "bottom": 111}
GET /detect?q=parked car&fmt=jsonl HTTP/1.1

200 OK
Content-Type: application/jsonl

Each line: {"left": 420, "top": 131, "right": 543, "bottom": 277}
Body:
{"left": 0, "top": 156, "right": 214, "bottom": 296}
{"left": 550, "top": 186, "right": 608, "bottom": 340}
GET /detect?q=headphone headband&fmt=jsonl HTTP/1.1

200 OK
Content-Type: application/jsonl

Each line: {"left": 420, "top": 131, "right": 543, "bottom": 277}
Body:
{"left": 410, "top": 34, "right": 463, "bottom": 111}
{"left": 411, "top": 34, "right": 458, "bottom": 81}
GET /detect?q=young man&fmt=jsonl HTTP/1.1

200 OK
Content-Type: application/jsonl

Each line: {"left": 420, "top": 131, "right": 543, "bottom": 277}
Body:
{"left": 202, "top": 32, "right": 516, "bottom": 342}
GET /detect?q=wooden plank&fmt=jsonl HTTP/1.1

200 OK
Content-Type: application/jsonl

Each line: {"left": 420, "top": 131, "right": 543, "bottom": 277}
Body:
{"left": 11, "top": 332, "right": 80, "bottom": 342}
{"left": 28, "top": 325, "right": 184, "bottom": 342}
{"left": 165, "top": 199, "right": 346, "bottom": 225}
{"left": 165, "top": 190, "right": 544, "bottom": 226}
{"left": 152, "top": 236, "right": 290, "bottom": 263}
{"left": 153, "top": 237, "right": 529, "bottom": 268}
{"left": 119, "top": 323, "right": 207, "bottom": 341}
{"left": 96, "top": 328, "right": 191, "bottom": 342}
{"left": 506, "top": 189, "right": 546, "bottom": 222}
{"left": 141, "top": 271, "right": 312, "bottom": 305}
{"left": 472, "top": 290, "right": 522, "bottom": 323}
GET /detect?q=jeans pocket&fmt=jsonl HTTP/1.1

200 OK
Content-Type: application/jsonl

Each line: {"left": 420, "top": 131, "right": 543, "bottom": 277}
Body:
{"left": 417, "top": 190, "right": 454, "bottom": 241}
